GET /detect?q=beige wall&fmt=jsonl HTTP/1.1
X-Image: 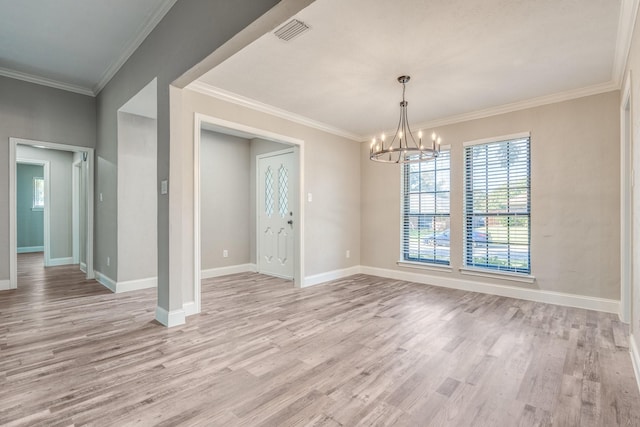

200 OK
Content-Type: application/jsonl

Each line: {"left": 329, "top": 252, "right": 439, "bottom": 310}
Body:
{"left": 361, "top": 91, "right": 620, "bottom": 300}
{"left": 181, "top": 88, "right": 361, "bottom": 305}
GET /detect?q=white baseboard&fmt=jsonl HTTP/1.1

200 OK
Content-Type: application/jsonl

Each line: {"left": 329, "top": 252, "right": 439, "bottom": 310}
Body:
{"left": 94, "top": 271, "right": 156, "bottom": 294}
{"left": 303, "top": 265, "right": 361, "bottom": 288}
{"left": 116, "top": 277, "right": 157, "bottom": 293}
{"left": 201, "top": 263, "right": 257, "bottom": 279}
{"left": 94, "top": 270, "right": 116, "bottom": 292}
{"left": 47, "top": 257, "right": 74, "bottom": 267}
{"left": 360, "top": 266, "right": 620, "bottom": 314}
{"left": 0, "top": 280, "right": 11, "bottom": 291}
{"left": 183, "top": 301, "right": 198, "bottom": 316}
{"left": 80, "top": 262, "right": 87, "bottom": 273}
{"left": 17, "top": 246, "right": 44, "bottom": 253}
{"left": 630, "top": 335, "right": 640, "bottom": 394}
{"left": 156, "top": 306, "right": 186, "bottom": 327}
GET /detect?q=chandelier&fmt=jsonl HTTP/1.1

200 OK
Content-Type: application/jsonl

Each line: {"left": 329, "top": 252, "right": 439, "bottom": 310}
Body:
{"left": 370, "top": 75, "right": 441, "bottom": 163}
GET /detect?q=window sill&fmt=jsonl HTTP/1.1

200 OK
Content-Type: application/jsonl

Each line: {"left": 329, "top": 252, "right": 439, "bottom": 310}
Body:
{"left": 397, "top": 260, "right": 452, "bottom": 273}
{"left": 459, "top": 267, "right": 535, "bottom": 283}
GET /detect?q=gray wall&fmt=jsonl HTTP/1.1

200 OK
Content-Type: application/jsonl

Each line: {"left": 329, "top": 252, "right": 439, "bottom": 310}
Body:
{"left": 17, "top": 145, "right": 74, "bottom": 260}
{"left": 117, "top": 112, "right": 157, "bottom": 282}
{"left": 0, "top": 75, "right": 96, "bottom": 279}
{"left": 16, "top": 163, "right": 44, "bottom": 249}
{"left": 199, "top": 133, "right": 291, "bottom": 271}
{"left": 95, "top": 0, "right": 285, "bottom": 311}
{"left": 361, "top": 91, "right": 620, "bottom": 300}
{"left": 200, "top": 130, "right": 251, "bottom": 269}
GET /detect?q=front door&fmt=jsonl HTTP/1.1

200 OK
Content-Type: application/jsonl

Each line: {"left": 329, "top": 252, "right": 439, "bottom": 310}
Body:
{"left": 257, "top": 151, "right": 294, "bottom": 279}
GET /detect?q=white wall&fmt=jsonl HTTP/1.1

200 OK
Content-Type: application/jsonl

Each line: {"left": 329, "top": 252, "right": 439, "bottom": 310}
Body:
{"left": 116, "top": 112, "right": 158, "bottom": 282}
{"left": 16, "top": 145, "right": 74, "bottom": 261}
{"left": 361, "top": 91, "right": 620, "bottom": 300}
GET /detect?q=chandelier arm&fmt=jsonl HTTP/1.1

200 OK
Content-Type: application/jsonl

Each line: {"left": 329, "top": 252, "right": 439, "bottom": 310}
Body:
{"left": 369, "top": 74, "right": 441, "bottom": 164}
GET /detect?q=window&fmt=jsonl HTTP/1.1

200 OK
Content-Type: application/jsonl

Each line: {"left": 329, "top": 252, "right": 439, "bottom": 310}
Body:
{"left": 33, "top": 177, "right": 44, "bottom": 209}
{"left": 402, "top": 149, "right": 450, "bottom": 265}
{"left": 464, "top": 135, "right": 530, "bottom": 273}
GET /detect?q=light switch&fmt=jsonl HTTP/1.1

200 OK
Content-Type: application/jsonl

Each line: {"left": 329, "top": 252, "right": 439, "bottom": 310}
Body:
{"left": 161, "top": 180, "right": 168, "bottom": 195}
{"left": 99, "top": 193, "right": 103, "bottom": 202}
{"left": 307, "top": 193, "right": 313, "bottom": 202}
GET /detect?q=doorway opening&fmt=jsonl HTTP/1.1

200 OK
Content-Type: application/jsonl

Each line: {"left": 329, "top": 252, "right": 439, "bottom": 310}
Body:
{"left": 9, "top": 138, "right": 95, "bottom": 289}
{"left": 193, "top": 113, "right": 304, "bottom": 316}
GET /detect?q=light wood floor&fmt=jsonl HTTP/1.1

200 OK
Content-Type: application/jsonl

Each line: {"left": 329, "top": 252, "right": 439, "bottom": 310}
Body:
{"left": 1, "top": 253, "right": 639, "bottom": 426}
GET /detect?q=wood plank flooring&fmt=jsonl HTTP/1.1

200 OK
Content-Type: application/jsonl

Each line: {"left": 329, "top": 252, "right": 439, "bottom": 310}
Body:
{"left": 1, "top": 253, "right": 639, "bottom": 426}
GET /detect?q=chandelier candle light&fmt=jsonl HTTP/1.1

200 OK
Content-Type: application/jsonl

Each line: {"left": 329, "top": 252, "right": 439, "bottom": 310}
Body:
{"left": 370, "top": 75, "right": 441, "bottom": 163}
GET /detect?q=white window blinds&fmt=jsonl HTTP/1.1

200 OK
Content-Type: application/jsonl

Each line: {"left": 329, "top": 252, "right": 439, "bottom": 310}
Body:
{"left": 464, "top": 136, "right": 530, "bottom": 273}
{"left": 402, "top": 150, "right": 451, "bottom": 265}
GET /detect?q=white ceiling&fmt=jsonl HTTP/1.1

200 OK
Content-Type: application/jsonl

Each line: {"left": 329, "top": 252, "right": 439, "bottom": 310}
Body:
{"left": 196, "top": 0, "right": 626, "bottom": 140}
{"left": 0, "top": 0, "right": 176, "bottom": 96}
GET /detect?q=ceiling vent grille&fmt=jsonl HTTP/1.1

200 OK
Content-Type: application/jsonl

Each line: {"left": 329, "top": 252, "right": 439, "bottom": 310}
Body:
{"left": 274, "top": 19, "right": 310, "bottom": 41}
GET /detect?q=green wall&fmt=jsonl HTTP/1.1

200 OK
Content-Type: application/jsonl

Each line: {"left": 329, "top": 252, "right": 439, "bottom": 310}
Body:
{"left": 17, "top": 163, "right": 44, "bottom": 250}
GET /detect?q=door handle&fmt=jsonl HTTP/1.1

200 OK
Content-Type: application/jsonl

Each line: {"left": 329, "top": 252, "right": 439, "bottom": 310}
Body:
{"left": 287, "top": 220, "right": 293, "bottom": 225}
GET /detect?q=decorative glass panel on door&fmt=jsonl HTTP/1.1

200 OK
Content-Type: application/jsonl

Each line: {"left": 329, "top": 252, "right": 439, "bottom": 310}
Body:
{"left": 278, "top": 163, "right": 288, "bottom": 218}
{"left": 265, "top": 166, "right": 274, "bottom": 217}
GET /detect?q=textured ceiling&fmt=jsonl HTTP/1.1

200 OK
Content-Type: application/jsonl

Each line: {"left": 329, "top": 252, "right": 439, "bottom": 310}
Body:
{"left": 197, "top": 0, "right": 622, "bottom": 138}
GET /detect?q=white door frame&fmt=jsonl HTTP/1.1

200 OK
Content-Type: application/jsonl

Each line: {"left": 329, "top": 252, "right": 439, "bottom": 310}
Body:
{"left": 621, "top": 71, "right": 633, "bottom": 325}
{"left": 72, "top": 160, "right": 81, "bottom": 265}
{"left": 256, "top": 148, "right": 296, "bottom": 279}
{"left": 9, "top": 137, "right": 95, "bottom": 289}
{"left": 193, "top": 112, "right": 305, "bottom": 316}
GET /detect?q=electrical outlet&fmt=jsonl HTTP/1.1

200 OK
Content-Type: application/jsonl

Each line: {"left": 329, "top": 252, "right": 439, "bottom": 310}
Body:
{"left": 223, "top": 249, "right": 228, "bottom": 258}
{"left": 346, "top": 250, "right": 350, "bottom": 259}
{"left": 107, "top": 256, "right": 110, "bottom": 266}
{"left": 99, "top": 193, "right": 103, "bottom": 202}
{"left": 307, "top": 193, "right": 313, "bottom": 202}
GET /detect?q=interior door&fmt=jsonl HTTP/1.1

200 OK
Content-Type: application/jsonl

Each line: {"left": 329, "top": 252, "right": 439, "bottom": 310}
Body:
{"left": 258, "top": 151, "right": 294, "bottom": 279}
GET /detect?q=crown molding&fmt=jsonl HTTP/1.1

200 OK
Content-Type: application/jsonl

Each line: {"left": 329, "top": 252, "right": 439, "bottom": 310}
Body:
{"left": 186, "top": 81, "right": 362, "bottom": 141}
{"left": 0, "top": 66, "right": 94, "bottom": 96}
{"left": 372, "top": 80, "right": 620, "bottom": 139}
{"left": 93, "top": 0, "right": 177, "bottom": 95}
{"left": 613, "top": 0, "right": 640, "bottom": 86}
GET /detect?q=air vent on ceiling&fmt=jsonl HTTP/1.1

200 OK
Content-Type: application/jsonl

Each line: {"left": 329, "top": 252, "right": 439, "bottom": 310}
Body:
{"left": 274, "top": 19, "right": 310, "bottom": 42}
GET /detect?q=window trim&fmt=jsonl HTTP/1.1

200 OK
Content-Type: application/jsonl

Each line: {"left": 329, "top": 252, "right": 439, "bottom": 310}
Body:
{"left": 463, "top": 131, "right": 531, "bottom": 147}
{"left": 400, "top": 145, "right": 451, "bottom": 266}
{"left": 462, "top": 133, "right": 531, "bottom": 275}
{"left": 33, "top": 176, "right": 45, "bottom": 209}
